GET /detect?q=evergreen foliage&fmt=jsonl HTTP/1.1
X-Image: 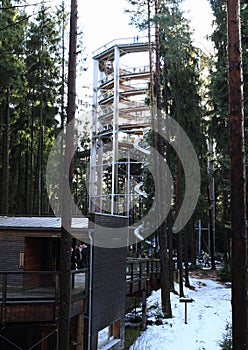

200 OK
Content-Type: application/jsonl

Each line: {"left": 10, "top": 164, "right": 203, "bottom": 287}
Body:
{"left": 219, "top": 322, "right": 232, "bottom": 350}
{"left": 0, "top": 0, "right": 87, "bottom": 215}
{"left": 0, "top": 0, "right": 27, "bottom": 213}
{"left": 125, "top": 0, "right": 210, "bottom": 315}
{"left": 125, "top": 0, "right": 209, "bottom": 252}
{"left": 208, "top": 0, "right": 248, "bottom": 255}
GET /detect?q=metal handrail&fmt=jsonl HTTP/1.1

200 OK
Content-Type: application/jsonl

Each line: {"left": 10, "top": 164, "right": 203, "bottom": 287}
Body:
{"left": 92, "top": 36, "right": 152, "bottom": 57}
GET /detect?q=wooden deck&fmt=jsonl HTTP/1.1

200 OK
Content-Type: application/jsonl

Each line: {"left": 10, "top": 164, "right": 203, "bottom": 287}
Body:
{"left": 126, "top": 258, "right": 161, "bottom": 296}
{"left": 0, "top": 259, "right": 160, "bottom": 325}
{"left": 0, "top": 270, "right": 87, "bottom": 324}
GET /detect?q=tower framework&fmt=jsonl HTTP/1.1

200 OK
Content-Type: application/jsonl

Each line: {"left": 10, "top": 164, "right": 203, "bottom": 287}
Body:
{"left": 89, "top": 38, "right": 154, "bottom": 242}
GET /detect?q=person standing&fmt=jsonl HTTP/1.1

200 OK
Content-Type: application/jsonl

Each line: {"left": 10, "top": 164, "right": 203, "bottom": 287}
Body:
{"left": 81, "top": 244, "right": 88, "bottom": 268}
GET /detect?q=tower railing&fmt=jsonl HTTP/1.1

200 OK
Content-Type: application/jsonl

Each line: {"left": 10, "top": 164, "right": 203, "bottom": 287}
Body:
{"left": 93, "top": 36, "right": 152, "bottom": 58}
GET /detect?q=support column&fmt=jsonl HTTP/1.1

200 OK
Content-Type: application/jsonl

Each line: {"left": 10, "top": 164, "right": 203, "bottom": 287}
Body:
{"left": 76, "top": 314, "right": 84, "bottom": 350}
{"left": 89, "top": 58, "right": 99, "bottom": 213}
{"left": 111, "top": 45, "right": 120, "bottom": 215}
{"left": 141, "top": 289, "right": 147, "bottom": 330}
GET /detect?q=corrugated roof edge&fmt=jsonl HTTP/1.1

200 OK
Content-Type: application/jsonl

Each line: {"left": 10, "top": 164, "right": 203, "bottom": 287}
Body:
{"left": 0, "top": 216, "right": 88, "bottom": 230}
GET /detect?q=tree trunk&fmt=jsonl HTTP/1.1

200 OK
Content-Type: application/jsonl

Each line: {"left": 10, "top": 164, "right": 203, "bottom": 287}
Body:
{"left": 153, "top": 0, "right": 172, "bottom": 317}
{"left": 207, "top": 187, "right": 216, "bottom": 270}
{"left": 177, "top": 230, "right": 184, "bottom": 297}
{"left": 184, "top": 225, "right": 190, "bottom": 288}
{"left": 208, "top": 141, "right": 216, "bottom": 270}
{"left": 30, "top": 104, "right": 34, "bottom": 215}
{"left": 1, "top": 87, "right": 10, "bottom": 214}
{"left": 190, "top": 222, "right": 197, "bottom": 266}
{"left": 59, "top": 0, "right": 78, "bottom": 349}
{"left": 168, "top": 211, "right": 175, "bottom": 292}
{"left": 176, "top": 159, "right": 184, "bottom": 297}
{"left": 38, "top": 15, "right": 45, "bottom": 215}
{"left": 227, "top": 1, "right": 248, "bottom": 349}
{"left": 17, "top": 140, "right": 23, "bottom": 213}
{"left": 222, "top": 185, "right": 230, "bottom": 269}
{"left": 38, "top": 95, "right": 44, "bottom": 215}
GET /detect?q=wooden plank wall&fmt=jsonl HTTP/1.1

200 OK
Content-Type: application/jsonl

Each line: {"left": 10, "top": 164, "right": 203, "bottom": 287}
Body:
{"left": 0, "top": 231, "right": 60, "bottom": 290}
{"left": 0, "top": 236, "right": 24, "bottom": 271}
{"left": 88, "top": 214, "right": 128, "bottom": 349}
{"left": 0, "top": 236, "right": 24, "bottom": 288}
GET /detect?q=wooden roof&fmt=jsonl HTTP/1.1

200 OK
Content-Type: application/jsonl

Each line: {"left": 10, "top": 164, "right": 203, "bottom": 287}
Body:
{"left": 0, "top": 216, "right": 88, "bottom": 231}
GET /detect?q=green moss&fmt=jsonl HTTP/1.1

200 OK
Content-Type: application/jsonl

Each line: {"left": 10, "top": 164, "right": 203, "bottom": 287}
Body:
{"left": 124, "top": 326, "right": 142, "bottom": 349}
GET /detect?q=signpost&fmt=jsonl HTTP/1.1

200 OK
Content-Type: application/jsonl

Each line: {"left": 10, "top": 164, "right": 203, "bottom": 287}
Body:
{"left": 179, "top": 298, "right": 194, "bottom": 324}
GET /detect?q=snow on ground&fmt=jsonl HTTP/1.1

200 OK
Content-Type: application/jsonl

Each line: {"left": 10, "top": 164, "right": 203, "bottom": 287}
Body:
{"left": 129, "top": 274, "right": 232, "bottom": 350}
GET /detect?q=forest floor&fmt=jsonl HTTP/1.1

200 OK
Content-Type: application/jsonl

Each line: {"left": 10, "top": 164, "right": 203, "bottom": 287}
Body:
{"left": 126, "top": 266, "right": 231, "bottom": 350}
{"left": 189, "top": 268, "right": 220, "bottom": 281}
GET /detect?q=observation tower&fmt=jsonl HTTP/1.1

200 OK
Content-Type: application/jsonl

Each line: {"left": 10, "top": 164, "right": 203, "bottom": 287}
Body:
{"left": 86, "top": 37, "right": 154, "bottom": 350}
{"left": 89, "top": 37, "right": 153, "bottom": 243}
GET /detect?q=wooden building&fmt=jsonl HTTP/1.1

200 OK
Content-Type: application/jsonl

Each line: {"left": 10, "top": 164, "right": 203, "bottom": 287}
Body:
{"left": 0, "top": 215, "right": 130, "bottom": 350}
{"left": 0, "top": 216, "right": 89, "bottom": 350}
{"left": 0, "top": 215, "right": 161, "bottom": 350}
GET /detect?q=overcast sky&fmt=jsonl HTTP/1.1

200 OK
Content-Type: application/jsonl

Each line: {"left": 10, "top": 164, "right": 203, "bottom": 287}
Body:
{"left": 77, "top": 0, "right": 214, "bottom": 56}
{"left": 74, "top": 0, "right": 214, "bottom": 100}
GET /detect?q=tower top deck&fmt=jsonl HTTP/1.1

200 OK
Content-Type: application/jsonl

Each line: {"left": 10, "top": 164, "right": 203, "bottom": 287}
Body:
{"left": 93, "top": 36, "right": 153, "bottom": 61}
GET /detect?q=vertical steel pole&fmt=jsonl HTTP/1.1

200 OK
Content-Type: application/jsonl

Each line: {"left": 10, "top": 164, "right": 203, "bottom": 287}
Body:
{"left": 89, "top": 59, "right": 98, "bottom": 213}
{"left": 111, "top": 46, "right": 120, "bottom": 214}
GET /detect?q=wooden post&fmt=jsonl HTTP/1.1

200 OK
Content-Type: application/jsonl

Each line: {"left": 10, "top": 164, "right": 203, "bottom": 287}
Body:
{"left": 112, "top": 320, "right": 120, "bottom": 338}
{"left": 2, "top": 274, "right": 7, "bottom": 325}
{"left": 184, "top": 303, "right": 187, "bottom": 324}
{"left": 141, "top": 289, "right": 147, "bottom": 329}
{"left": 76, "top": 314, "right": 84, "bottom": 350}
{"left": 179, "top": 298, "right": 193, "bottom": 324}
{"left": 41, "top": 330, "right": 47, "bottom": 350}
{"left": 54, "top": 274, "right": 60, "bottom": 322}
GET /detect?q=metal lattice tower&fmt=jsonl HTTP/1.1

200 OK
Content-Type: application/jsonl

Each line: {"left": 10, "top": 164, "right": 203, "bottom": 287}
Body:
{"left": 89, "top": 38, "right": 153, "bottom": 234}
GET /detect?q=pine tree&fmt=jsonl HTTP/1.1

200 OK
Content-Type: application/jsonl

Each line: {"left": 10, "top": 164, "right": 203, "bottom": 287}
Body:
{"left": 209, "top": 1, "right": 248, "bottom": 345}
{"left": 208, "top": 0, "right": 230, "bottom": 259}
{"left": 158, "top": 0, "right": 208, "bottom": 294}
{"left": 125, "top": 0, "right": 207, "bottom": 313}
{"left": 23, "top": 2, "right": 64, "bottom": 214}
{"left": 227, "top": 0, "right": 247, "bottom": 348}
{"left": 208, "top": 0, "right": 248, "bottom": 260}
{"left": 0, "top": 0, "right": 27, "bottom": 214}
{"left": 0, "top": 1, "right": 73, "bottom": 215}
